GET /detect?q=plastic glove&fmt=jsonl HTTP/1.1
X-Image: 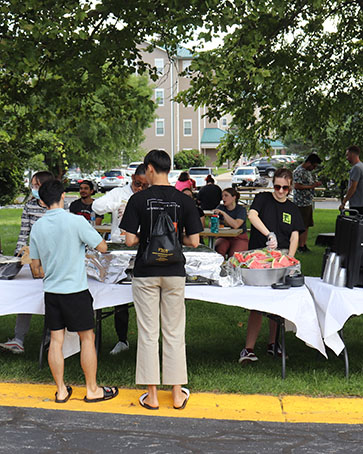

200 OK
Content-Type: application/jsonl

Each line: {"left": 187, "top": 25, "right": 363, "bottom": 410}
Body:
{"left": 266, "top": 232, "right": 278, "bottom": 249}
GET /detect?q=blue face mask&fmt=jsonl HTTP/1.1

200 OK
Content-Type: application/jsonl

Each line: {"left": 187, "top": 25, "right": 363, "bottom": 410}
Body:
{"left": 32, "top": 188, "right": 40, "bottom": 199}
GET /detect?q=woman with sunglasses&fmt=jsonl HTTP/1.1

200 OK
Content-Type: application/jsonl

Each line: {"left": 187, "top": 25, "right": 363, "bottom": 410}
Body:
{"left": 238, "top": 168, "right": 305, "bottom": 365}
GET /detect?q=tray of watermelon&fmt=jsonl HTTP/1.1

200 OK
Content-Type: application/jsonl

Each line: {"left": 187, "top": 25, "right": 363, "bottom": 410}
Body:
{"left": 228, "top": 249, "right": 300, "bottom": 286}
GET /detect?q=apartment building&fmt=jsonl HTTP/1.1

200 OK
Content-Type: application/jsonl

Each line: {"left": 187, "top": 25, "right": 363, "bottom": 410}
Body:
{"left": 139, "top": 44, "right": 231, "bottom": 168}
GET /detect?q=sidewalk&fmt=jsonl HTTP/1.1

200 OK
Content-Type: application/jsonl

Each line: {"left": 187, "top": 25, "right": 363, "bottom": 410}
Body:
{"left": 1, "top": 383, "right": 362, "bottom": 424}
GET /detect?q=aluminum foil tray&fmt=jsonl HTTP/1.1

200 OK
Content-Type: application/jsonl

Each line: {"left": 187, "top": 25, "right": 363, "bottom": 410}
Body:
{"left": 86, "top": 244, "right": 224, "bottom": 284}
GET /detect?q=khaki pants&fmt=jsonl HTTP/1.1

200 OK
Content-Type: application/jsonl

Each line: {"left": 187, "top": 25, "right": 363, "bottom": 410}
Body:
{"left": 132, "top": 276, "right": 187, "bottom": 385}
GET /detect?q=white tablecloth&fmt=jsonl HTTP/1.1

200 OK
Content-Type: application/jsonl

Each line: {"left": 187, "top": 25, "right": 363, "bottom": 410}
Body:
{"left": 305, "top": 277, "right": 363, "bottom": 355}
{"left": 0, "top": 266, "right": 327, "bottom": 357}
{"left": 0, "top": 266, "right": 133, "bottom": 316}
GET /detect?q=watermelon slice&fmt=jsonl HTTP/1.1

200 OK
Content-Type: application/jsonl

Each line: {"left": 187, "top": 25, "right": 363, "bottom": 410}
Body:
{"left": 278, "top": 255, "right": 292, "bottom": 267}
{"left": 233, "top": 252, "right": 245, "bottom": 263}
{"left": 271, "top": 258, "right": 285, "bottom": 268}
{"left": 268, "top": 250, "right": 282, "bottom": 259}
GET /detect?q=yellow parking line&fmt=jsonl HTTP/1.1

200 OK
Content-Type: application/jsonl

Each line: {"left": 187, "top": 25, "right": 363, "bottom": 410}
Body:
{"left": 0, "top": 383, "right": 362, "bottom": 424}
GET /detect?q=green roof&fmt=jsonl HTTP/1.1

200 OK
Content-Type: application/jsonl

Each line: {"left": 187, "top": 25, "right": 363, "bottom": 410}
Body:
{"left": 201, "top": 128, "right": 227, "bottom": 144}
{"left": 261, "top": 139, "right": 285, "bottom": 148}
{"left": 176, "top": 46, "right": 193, "bottom": 58}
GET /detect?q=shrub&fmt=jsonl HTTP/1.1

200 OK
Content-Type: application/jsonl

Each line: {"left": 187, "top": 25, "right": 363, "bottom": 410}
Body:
{"left": 174, "top": 149, "right": 207, "bottom": 169}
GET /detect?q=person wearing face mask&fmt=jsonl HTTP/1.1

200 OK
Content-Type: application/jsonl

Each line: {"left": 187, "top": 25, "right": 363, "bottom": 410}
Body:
{"left": 238, "top": 168, "right": 305, "bottom": 365}
{"left": 0, "top": 171, "right": 55, "bottom": 354}
{"left": 92, "top": 163, "right": 149, "bottom": 355}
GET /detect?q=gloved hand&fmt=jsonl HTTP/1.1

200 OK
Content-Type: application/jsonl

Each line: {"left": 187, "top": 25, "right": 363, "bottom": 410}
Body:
{"left": 266, "top": 232, "right": 278, "bottom": 249}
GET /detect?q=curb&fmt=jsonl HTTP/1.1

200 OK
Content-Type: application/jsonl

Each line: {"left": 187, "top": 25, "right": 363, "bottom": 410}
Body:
{"left": 1, "top": 383, "right": 362, "bottom": 424}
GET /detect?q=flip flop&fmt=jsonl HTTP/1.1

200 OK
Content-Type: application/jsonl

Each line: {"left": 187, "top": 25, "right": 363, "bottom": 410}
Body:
{"left": 55, "top": 386, "right": 73, "bottom": 403}
{"left": 139, "top": 392, "right": 159, "bottom": 410}
{"left": 84, "top": 386, "right": 119, "bottom": 403}
{"left": 173, "top": 387, "right": 190, "bottom": 410}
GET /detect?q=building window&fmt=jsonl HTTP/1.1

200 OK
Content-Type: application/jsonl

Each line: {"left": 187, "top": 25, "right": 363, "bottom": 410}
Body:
{"left": 155, "top": 119, "right": 165, "bottom": 136}
{"left": 154, "top": 58, "right": 164, "bottom": 76}
{"left": 155, "top": 89, "right": 164, "bottom": 106}
{"left": 221, "top": 118, "right": 227, "bottom": 127}
{"left": 183, "top": 119, "right": 192, "bottom": 136}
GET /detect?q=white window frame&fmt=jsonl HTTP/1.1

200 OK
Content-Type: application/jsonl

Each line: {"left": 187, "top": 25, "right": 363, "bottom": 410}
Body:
{"left": 154, "top": 58, "right": 164, "bottom": 76}
{"left": 155, "top": 119, "right": 165, "bottom": 136}
{"left": 221, "top": 117, "right": 227, "bottom": 127}
{"left": 183, "top": 119, "right": 192, "bottom": 136}
{"left": 182, "top": 59, "right": 192, "bottom": 72}
{"left": 155, "top": 88, "right": 164, "bottom": 106}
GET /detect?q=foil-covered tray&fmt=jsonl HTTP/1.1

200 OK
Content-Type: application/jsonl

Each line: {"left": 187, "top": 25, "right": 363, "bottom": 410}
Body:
{"left": 0, "top": 255, "right": 23, "bottom": 280}
{"left": 86, "top": 244, "right": 224, "bottom": 285}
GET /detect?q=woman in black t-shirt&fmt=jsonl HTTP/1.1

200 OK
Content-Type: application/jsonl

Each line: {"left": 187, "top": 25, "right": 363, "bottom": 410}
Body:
{"left": 239, "top": 168, "right": 304, "bottom": 365}
{"left": 213, "top": 187, "right": 248, "bottom": 257}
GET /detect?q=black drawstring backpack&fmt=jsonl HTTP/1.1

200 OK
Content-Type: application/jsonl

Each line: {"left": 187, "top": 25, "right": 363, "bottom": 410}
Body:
{"left": 142, "top": 207, "right": 184, "bottom": 266}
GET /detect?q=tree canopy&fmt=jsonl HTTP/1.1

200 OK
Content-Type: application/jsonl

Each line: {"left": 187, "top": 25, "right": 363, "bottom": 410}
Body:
{"left": 177, "top": 0, "right": 362, "bottom": 184}
{"left": 1, "top": 0, "right": 362, "bottom": 203}
{"left": 0, "top": 0, "right": 215, "bottom": 202}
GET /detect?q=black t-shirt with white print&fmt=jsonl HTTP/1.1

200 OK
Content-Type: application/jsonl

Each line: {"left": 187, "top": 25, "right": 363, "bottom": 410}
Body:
{"left": 120, "top": 185, "right": 203, "bottom": 277}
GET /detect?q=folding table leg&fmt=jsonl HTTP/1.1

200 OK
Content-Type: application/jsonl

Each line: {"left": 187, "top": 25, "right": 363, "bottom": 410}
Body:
{"left": 280, "top": 319, "right": 286, "bottom": 379}
{"left": 272, "top": 316, "right": 286, "bottom": 379}
{"left": 39, "top": 318, "right": 49, "bottom": 369}
{"left": 339, "top": 329, "right": 349, "bottom": 379}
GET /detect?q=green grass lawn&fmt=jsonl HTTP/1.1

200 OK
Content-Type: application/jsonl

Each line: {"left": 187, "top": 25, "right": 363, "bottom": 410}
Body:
{"left": 1, "top": 207, "right": 363, "bottom": 396}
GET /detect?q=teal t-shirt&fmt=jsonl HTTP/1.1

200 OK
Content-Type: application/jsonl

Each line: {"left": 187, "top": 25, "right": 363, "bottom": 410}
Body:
{"left": 29, "top": 208, "right": 103, "bottom": 293}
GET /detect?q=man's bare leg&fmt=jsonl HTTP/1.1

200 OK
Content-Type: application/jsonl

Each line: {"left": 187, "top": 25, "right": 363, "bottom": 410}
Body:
{"left": 172, "top": 384, "right": 187, "bottom": 408}
{"left": 78, "top": 329, "right": 116, "bottom": 399}
{"left": 48, "top": 329, "right": 68, "bottom": 400}
{"left": 143, "top": 384, "right": 158, "bottom": 408}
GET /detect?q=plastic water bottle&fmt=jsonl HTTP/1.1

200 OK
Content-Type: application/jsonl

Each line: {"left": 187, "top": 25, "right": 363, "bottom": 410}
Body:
{"left": 90, "top": 211, "right": 96, "bottom": 227}
{"left": 210, "top": 215, "right": 219, "bottom": 233}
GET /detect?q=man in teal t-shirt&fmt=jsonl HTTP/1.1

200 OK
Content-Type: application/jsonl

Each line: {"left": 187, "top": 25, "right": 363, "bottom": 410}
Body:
{"left": 30, "top": 180, "right": 118, "bottom": 404}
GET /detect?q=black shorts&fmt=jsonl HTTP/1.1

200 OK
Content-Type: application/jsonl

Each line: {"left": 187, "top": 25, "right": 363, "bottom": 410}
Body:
{"left": 45, "top": 289, "right": 95, "bottom": 332}
{"left": 298, "top": 205, "right": 314, "bottom": 228}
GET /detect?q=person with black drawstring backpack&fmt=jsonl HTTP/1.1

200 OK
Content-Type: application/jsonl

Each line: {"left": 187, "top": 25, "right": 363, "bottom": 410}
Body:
{"left": 120, "top": 149, "right": 202, "bottom": 411}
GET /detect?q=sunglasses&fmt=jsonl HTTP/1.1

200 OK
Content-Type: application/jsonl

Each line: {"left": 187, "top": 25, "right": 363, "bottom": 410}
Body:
{"left": 133, "top": 180, "right": 148, "bottom": 189}
{"left": 274, "top": 184, "right": 290, "bottom": 191}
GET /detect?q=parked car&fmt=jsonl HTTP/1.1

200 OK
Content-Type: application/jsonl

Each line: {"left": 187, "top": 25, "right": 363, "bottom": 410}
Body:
{"left": 231, "top": 166, "right": 260, "bottom": 189}
{"left": 272, "top": 154, "right": 296, "bottom": 163}
{"left": 64, "top": 172, "right": 99, "bottom": 193}
{"left": 188, "top": 167, "right": 214, "bottom": 188}
{"left": 247, "top": 158, "right": 282, "bottom": 178}
{"left": 126, "top": 161, "right": 144, "bottom": 174}
{"left": 168, "top": 170, "right": 181, "bottom": 186}
{"left": 98, "top": 169, "right": 131, "bottom": 192}
{"left": 89, "top": 170, "right": 104, "bottom": 191}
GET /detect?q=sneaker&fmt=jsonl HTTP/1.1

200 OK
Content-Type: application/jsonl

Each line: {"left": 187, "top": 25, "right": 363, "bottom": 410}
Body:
{"left": 0, "top": 338, "right": 24, "bottom": 354}
{"left": 267, "top": 343, "right": 282, "bottom": 357}
{"left": 109, "top": 340, "right": 129, "bottom": 355}
{"left": 238, "top": 348, "right": 258, "bottom": 364}
{"left": 298, "top": 245, "right": 311, "bottom": 253}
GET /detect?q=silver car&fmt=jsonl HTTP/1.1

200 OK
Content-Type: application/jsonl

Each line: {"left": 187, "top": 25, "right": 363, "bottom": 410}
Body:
{"left": 99, "top": 169, "right": 131, "bottom": 192}
{"left": 232, "top": 166, "right": 260, "bottom": 188}
{"left": 188, "top": 167, "right": 214, "bottom": 189}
